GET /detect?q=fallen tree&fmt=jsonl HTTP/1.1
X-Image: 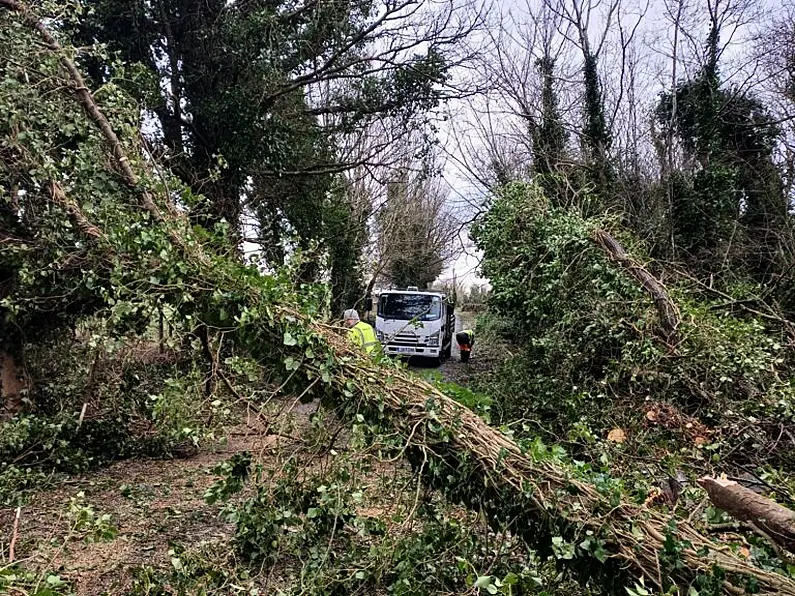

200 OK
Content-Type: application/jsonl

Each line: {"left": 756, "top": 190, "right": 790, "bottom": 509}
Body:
{"left": 331, "top": 342, "right": 795, "bottom": 594}
{"left": 2, "top": 2, "right": 795, "bottom": 594}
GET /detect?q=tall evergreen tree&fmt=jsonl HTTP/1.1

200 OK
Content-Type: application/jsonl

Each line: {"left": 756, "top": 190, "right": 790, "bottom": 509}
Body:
{"left": 70, "top": 0, "right": 465, "bottom": 264}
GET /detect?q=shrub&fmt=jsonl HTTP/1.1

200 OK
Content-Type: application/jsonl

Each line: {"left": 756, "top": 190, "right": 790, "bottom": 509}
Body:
{"left": 472, "top": 182, "right": 795, "bottom": 470}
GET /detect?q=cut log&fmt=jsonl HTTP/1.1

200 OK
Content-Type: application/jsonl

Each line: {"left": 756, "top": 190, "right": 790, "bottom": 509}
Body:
{"left": 698, "top": 476, "right": 795, "bottom": 552}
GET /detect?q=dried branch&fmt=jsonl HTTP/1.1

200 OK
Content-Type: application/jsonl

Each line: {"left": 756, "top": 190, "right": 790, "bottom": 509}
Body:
{"left": 9, "top": 506, "right": 20, "bottom": 562}
{"left": 48, "top": 182, "right": 104, "bottom": 240}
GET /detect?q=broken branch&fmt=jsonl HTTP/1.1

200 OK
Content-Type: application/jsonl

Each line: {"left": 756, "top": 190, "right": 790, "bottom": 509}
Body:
{"left": 593, "top": 229, "right": 681, "bottom": 344}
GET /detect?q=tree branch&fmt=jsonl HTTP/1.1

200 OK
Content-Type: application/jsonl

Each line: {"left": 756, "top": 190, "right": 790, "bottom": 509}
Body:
{"left": 593, "top": 229, "right": 681, "bottom": 344}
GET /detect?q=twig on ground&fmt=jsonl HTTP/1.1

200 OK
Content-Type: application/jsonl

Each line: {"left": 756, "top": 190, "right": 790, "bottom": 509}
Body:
{"left": 402, "top": 446, "right": 428, "bottom": 530}
{"left": 9, "top": 507, "right": 20, "bottom": 562}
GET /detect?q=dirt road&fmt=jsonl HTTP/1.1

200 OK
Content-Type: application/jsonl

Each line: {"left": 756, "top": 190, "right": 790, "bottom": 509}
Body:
{"left": 408, "top": 311, "right": 481, "bottom": 383}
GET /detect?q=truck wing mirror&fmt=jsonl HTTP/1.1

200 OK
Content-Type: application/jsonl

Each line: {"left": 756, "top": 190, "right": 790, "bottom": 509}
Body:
{"left": 364, "top": 297, "right": 373, "bottom": 312}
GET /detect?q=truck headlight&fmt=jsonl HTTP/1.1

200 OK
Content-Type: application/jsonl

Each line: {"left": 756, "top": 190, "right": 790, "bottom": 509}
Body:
{"left": 427, "top": 331, "right": 440, "bottom": 346}
{"left": 376, "top": 330, "right": 384, "bottom": 341}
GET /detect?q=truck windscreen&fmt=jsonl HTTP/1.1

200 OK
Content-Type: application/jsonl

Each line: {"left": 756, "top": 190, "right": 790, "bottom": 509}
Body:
{"left": 378, "top": 294, "right": 442, "bottom": 321}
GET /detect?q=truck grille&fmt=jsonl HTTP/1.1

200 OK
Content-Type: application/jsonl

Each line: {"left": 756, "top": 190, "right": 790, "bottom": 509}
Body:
{"left": 388, "top": 332, "right": 420, "bottom": 346}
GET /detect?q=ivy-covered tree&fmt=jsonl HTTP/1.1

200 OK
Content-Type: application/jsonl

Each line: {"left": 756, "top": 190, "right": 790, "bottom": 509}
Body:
{"left": 580, "top": 48, "right": 613, "bottom": 198}
{"left": 531, "top": 56, "right": 569, "bottom": 205}
{"left": 324, "top": 182, "right": 370, "bottom": 314}
{"left": 70, "top": 0, "right": 470, "bottom": 259}
{"left": 656, "top": 43, "right": 787, "bottom": 280}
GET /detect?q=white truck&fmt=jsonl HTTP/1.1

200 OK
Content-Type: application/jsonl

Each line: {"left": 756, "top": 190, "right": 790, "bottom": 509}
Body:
{"left": 374, "top": 288, "right": 455, "bottom": 363}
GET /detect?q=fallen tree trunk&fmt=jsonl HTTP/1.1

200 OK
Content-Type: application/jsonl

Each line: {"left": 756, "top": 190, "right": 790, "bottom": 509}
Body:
{"left": 3, "top": 2, "right": 795, "bottom": 594}
{"left": 326, "top": 342, "right": 795, "bottom": 594}
{"left": 593, "top": 229, "right": 681, "bottom": 345}
{"left": 699, "top": 476, "right": 795, "bottom": 553}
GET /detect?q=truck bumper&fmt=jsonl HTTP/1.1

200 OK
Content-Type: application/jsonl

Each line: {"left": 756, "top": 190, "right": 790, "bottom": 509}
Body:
{"left": 384, "top": 345, "right": 440, "bottom": 358}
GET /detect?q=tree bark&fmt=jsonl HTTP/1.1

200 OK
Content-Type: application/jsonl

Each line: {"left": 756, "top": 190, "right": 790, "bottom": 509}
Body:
{"left": 593, "top": 229, "right": 681, "bottom": 345}
{"left": 699, "top": 476, "right": 795, "bottom": 553}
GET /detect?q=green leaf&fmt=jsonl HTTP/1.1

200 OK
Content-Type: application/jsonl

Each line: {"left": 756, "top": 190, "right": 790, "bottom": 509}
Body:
{"left": 625, "top": 583, "right": 650, "bottom": 596}
{"left": 593, "top": 543, "right": 608, "bottom": 563}
{"left": 503, "top": 572, "right": 519, "bottom": 585}
{"left": 283, "top": 331, "right": 297, "bottom": 346}
{"left": 46, "top": 574, "right": 66, "bottom": 586}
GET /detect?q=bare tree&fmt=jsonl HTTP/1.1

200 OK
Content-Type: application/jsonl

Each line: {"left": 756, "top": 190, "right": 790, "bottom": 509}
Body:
{"left": 369, "top": 146, "right": 460, "bottom": 291}
{"left": 443, "top": 1, "right": 575, "bottom": 209}
{"left": 754, "top": 2, "right": 795, "bottom": 201}
{"left": 450, "top": 0, "right": 649, "bottom": 209}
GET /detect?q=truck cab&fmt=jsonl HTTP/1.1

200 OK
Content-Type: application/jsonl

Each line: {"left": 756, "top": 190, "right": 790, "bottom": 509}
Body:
{"left": 375, "top": 289, "right": 455, "bottom": 363}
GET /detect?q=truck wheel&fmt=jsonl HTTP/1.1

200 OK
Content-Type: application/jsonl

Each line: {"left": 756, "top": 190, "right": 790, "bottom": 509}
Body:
{"left": 442, "top": 343, "right": 451, "bottom": 360}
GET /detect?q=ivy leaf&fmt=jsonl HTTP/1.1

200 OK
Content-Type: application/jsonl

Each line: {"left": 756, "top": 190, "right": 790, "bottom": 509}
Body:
{"left": 283, "top": 331, "right": 297, "bottom": 346}
{"left": 593, "top": 542, "right": 608, "bottom": 563}
{"left": 474, "top": 576, "right": 496, "bottom": 592}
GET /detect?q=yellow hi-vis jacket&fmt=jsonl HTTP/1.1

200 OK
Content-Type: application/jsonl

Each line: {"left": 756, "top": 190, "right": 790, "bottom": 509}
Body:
{"left": 348, "top": 321, "right": 379, "bottom": 354}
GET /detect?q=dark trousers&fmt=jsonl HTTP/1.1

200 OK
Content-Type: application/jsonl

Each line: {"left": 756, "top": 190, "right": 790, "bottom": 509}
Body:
{"left": 456, "top": 331, "right": 474, "bottom": 347}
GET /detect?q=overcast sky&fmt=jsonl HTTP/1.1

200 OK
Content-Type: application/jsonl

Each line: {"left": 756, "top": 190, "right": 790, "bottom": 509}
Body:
{"left": 434, "top": 0, "right": 777, "bottom": 289}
